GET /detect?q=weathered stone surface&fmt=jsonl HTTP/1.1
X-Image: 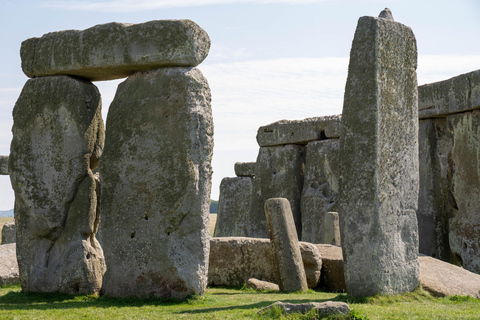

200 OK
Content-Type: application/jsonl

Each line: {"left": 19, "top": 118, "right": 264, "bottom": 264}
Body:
{"left": 419, "top": 69, "right": 480, "bottom": 119}
{"left": 0, "top": 243, "right": 19, "bottom": 287}
{"left": 301, "top": 139, "right": 339, "bottom": 243}
{"left": 1, "top": 221, "right": 15, "bottom": 244}
{"left": 0, "top": 155, "right": 8, "bottom": 175}
{"left": 339, "top": 13, "right": 419, "bottom": 297}
{"left": 323, "top": 212, "right": 341, "bottom": 246}
{"left": 214, "top": 177, "right": 253, "bottom": 237}
{"left": 21, "top": 20, "right": 210, "bottom": 81}
{"left": 208, "top": 237, "right": 321, "bottom": 289}
{"left": 257, "top": 301, "right": 350, "bottom": 316}
{"left": 315, "top": 244, "right": 345, "bottom": 292}
{"left": 100, "top": 67, "right": 213, "bottom": 299}
{"left": 246, "top": 278, "right": 279, "bottom": 291}
{"left": 9, "top": 75, "right": 105, "bottom": 294}
{"left": 417, "top": 119, "right": 456, "bottom": 262}
{"left": 446, "top": 110, "right": 480, "bottom": 274}
{"left": 419, "top": 255, "right": 480, "bottom": 298}
{"left": 265, "top": 198, "right": 308, "bottom": 292}
{"left": 256, "top": 115, "right": 342, "bottom": 147}
{"left": 234, "top": 162, "right": 256, "bottom": 177}
{"left": 250, "top": 145, "right": 305, "bottom": 238}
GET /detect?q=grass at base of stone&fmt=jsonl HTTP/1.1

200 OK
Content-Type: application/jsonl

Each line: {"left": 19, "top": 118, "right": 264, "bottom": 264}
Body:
{"left": 0, "top": 285, "right": 479, "bottom": 320}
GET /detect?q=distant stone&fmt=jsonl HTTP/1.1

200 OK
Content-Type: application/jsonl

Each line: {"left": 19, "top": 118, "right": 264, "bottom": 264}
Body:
{"left": 234, "top": 162, "right": 256, "bottom": 177}
{"left": 0, "top": 155, "right": 8, "bottom": 175}
{"left": 315, "top": 244, "right": 346, "bottom": 292}
{"left": 21, "top": 20, "right": 210, "bottom": 81}
{"left": 246, "top": 278, "right": 279, "bottom": 291}
{"left": 378, "top": 8, "right": 394, "bottom": 20}
{"left": 322, "top": 212, "right": 341, "bottom": 246}
{"left": 0, "top": 243, "right": 19, "bottom": 287}
{"left": 257, "top": 301, "right": 350, "bottom": 317}
{"left": 1, "top": 221, "right": 15, "bottom": 244}
{"left": 100, "top": 67, "right": 213, "bottom": 300}
{"left": 418, "top": 69, "right": 480, "bottom": 119}
{"left": 256, "top": 115, "right": 342, "bottom": 147}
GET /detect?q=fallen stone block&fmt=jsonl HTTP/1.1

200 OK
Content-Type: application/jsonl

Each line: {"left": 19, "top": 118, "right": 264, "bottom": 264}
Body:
{"left": 315, "top": 244, "right": 346, "bottom": 292}
{"left": 0, "top": 243, "right": 19, "bottom": 287}
{"left": 257, "top": 301, "right": 350, "bottom": 317}
{"left": 246, "top": 278, "right": 279, "bottom": 291}
{"left": 1, "top": 221, "right": 15, "bottom": 245}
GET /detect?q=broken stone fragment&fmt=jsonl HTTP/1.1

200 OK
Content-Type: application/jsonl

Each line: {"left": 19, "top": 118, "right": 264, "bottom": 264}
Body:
{"left": 1, "top": 221, "right": 15, "bottom": 244}
{"left": 257, "top": 301, "right": 350, "bottom": 317}
{"left": 246, "top": 278, "right": 279, "bottom": 291}
{"left": 0, "top": 155, "right": 8, "bottom": 175}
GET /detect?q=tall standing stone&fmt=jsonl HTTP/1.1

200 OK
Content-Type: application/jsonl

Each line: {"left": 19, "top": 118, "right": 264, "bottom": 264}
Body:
{"left": 1, "top": 221, "right": 16, "bottom": 244}
{"left": 339, "top": 10, "right": 420, "bottom": 296}
{"left": 100, "top": 67, "right": 213, "bottom": 299}
{"left": 9, "top": 75, "right": 106, "bottom": 294}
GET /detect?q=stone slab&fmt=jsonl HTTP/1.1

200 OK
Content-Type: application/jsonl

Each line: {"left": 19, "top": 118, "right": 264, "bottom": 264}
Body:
{"left": 0, "top": 243, "right": 19, "bottom": 287}
{"left": 1, "top": 221, "right": 15, "bottom": 245}
{"left": 21, "top": 20, "right": 210, "bottom": 81}
{"left": 246, "top": 278, "right": 279, "bottom": 291}
{"left": 234, "top": 162, "right": 256, "bottom": 177}
{"left": 315, "top": 244, "right": 345, "bottom": 292}
{"left": 0, "top": 155, "right": 8, "bottom": 175}
{"left": 257, "top": 301, "right": 350, "bottom": 316}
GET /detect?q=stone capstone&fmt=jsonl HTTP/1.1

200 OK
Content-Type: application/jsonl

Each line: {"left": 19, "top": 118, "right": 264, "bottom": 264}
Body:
{"left": 21, "top": 20, "right": 210, "bottom": 81}
{"left": 0, "top": 155, "right": 9, "bottom": 175}
{"left": 1, "top": 221, "right": 15, "bottom": 244}
{"left": 100, "top": 67, "right": 213, "bottom": 300}
{"left": 257, "top": 301, "right": 351, "bottom": 317}
{"left": 234, "top": 162, "right": 256, "bottom": 177}
{"left": 0, "top": 243, "right": 19, "bottom": 287}
{"left": 9, "top": 75, "right": 105, "bottom": 294}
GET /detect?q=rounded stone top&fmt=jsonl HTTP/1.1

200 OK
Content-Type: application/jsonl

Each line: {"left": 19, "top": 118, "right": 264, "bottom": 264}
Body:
{"left": 378, "top": 8, "right": 394, "bottom": 20}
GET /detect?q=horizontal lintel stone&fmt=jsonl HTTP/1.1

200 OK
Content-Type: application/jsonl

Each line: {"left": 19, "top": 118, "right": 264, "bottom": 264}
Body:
{"left": 234, "top": 162, "right": 256, "bottom": 177}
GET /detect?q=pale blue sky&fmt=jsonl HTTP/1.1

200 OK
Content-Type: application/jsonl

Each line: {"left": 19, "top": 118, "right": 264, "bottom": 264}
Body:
{"left": 0, "top": 0, "right": 479, "bottom": 209}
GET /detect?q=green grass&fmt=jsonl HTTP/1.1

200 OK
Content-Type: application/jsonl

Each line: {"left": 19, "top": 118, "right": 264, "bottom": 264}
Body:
{"left": 0, "top": 285, "right": 479, "bottom": 319}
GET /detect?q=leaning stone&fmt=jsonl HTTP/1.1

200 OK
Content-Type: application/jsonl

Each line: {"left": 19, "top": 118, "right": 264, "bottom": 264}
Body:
{"left": 234, "top": 162, "right": 256, "bottom": 177}
{"left": 315, "top": 244, "right": 346, "bottom": 292}
{"left": 301, "top": 139, "right": 339, "bottom": 243}
{"left": 246, "top": 278, "right": 279, "bottom": 291}
{"left": 264, "top": 198, "right": 308, "bottom": 292}
{"left": 339, "top": 12, "right": 419, "bottom": 297}
{"left": 257, "top": 301, "right": 350, "bottom": 316}
{"left": 418, "top": 69, "right": 480, "bottom": 119}
{"left": 0, "top": 155, "right": 8, "bottom": 175}
{"left": 100, "top": 67, "right": 213, "bottom": 300}
{"left": 0, "top": 243, "right": 19, "bottom": 287}
{"left": 9, "top": 75, "right": 105, "bottom": 294}
{"left": 21, "top": 20, "right": 210, "bottom": 81}
{"left": 1, "top": 221, "right": 15, "bottom": 244}
{"left": 214, "top": 177, "right": 253, "bottom": 237}
{"left": 256, "top": 115, "right": 342, "bottom": 147}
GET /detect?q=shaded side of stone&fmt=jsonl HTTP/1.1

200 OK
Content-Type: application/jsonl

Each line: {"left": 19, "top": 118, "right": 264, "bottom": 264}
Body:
{"left": 100, "top": 67, "right": 213, "bottom": 300}
{"left": 339, "top": 15, "right": 419, "bottom": 297}
{"left": 301, "top": 139, "right": 339, "bottom": 243}
{"left": 21, "top": 20, "right": 210, "bottom": 81}
{"left": 213, "top": 177, "right": 253, "bottom": 237}
{"left": 1, "top": 221, "right": 16, "bottom": 244}
{"left": 234, "top": 162, "right": 256, "bottom": 177}
{"left": 0, "top": 155, "right": 9, "bottom": 175}
{"left": 315, "top": 244, "right": 346, "bottom": 292}
{"left": 0, "top": 243, "right": 19, "bottom": 287}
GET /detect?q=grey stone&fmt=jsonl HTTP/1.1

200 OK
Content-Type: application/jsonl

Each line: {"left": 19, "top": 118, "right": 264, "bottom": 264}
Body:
{"left": 339, "top": 14, "right": 420, "bottom": 297}
{"left": 21, "top": 20, "right": 210, "bottom": 81}
{"left": 246, "top": 278, "right": 279, "bottom": 291}
{"left": 323, "top": 212, "right": 341, "bottom": 246}
{"left": 257, "top": 301, "right": 350, "bottom": 316}
{"left": 100, "top": 67, "right": 213, "bottom": 300}
{"left": 264, "top": 198, "right": 308, "bottom": 292}
{"left": 0, "top": 155, "right": 8, "bottom": 175}
{"left": 213, "top": 177, "right": 253, "bottom": 237}
{"left": 301, "top": 139, "right": 339, "bottom": 243}
{"left": 378, "top": 8, "right": 394, "bottom": 20}
{"left": 256, "top": 115, "right": 342, "bottom": 147}
{"left": 315, "top": 244, "right": 345, "bottom": 292}
{"left": 418, "top": 69, "right": 480, "bottom": 119}
{"left": 0, "top": 243, "right": 19, "bottom": 287}
{"left": 234, "top": 162, "right": 256, "bottom": 177}
{"left": 208, "top": 237, "right": 321, "bottom": 289}
{"left": 9, "top": 75, "right": 105, "bottom": 294}
{"left": 1, "top": 221, "right": 15, "bottom": 244}
{"left": 446, "top": 110, "right": 480, "bottom": 274}
{"left": 250, "top": 145, "right": 305, "bottom": 238}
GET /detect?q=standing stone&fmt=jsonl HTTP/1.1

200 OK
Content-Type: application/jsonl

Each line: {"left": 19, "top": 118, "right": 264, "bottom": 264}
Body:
{"left": 214, "top": 177, "right": 253, "bottom": 237}
{"left": 1, "top": 221, "right": 16, "bottom": 244}
{"left": 0, "top": 155, "right": 9, "bottom": 175}
{"left": 250, "top": 145, "right": 305, "bottom": 238}
{"left": 9, "top": 75, "right": 105, "bottom": 294}
{"left": 301, "top": 139, "right": 339, "bottom": 243}
{"left": 0, "top": 243, "right": 19, "bottom": 287}
{"left": 100, "top": 67, "right": 213, "bottom": 300}
{"left": 339, "top": 11, "right": 420, "bottom": 296}
{"left": 323, "top": 212, "right": 341, "bottom": 246}
{"left": 264, "top": 198, "right": 308, "bottom": 292}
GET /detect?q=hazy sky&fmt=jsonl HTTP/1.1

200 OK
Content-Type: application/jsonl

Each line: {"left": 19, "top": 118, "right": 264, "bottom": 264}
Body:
{"left": 0, "top": 0, "right": 479, "bottom": 210}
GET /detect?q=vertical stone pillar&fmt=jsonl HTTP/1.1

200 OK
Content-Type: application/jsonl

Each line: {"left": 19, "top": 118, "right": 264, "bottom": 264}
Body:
{"left": 100, "top": 67, "right": 213, "bottom": 300}
{"left": 323, "top": 212, "right": 341, "bottom": 246}
{"left": 264, "top": 198, "right": 308, "bottom": 292}
{"left": 339, "top": 9, "right": 420, "bottom": 297}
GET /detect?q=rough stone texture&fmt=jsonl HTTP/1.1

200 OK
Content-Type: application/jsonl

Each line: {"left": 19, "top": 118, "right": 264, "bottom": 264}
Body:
{"left": 315, "top": 244, "right": 346, "bottom": 292}
{"left": 100, "top": 67, "right": 213, "bottom": 300}
{"left": 417, "top": 119, "right": 456, "bottom": 262}
{"left": 234, "top": 162, "right": 256, "bottom": 177}
{"left": 246, "top": 278, "right": 279, "bottom": 291}
{"left": 256, "top": 115, "right": 342, "bottom": 147}
{"left": 323, "top": 212, "right": 341, "bottom": 246}
{"left": 250, "top": 145, "right": 305, "bottom": 238}
{"left": 419, "top": 255, "right": 480, "bottom": 299}
{"left": 257, "top": 301, "right": 350, "bottom": 316}
{"left": 1, "top": 221, "right": 16, "bottom": 244}
{"left": 339, "top": 14, "right": 419, "bottom": 297}
{"left": 0, "top": 155, "right": 8, "bottom": 175}
{"left": 0, "top": 243, "right": 19, "bottom": 287}
{"left": 21, "top": 20, "right": 210, "bottom": 81}
{"left": 418, "top": 69, "right": 480, "bottom": 119}
{"left": 208, "top": 237, "right": 321, "bottom": 289}
{"left": 213, "top": 177, "right": 253, "bottom": 237}
{"left": 446, "top": 110, "right": 480, "bottom": 274}
{"left": 301, "top": 139, "right": 339, "bottom": 243}
{"left": 265, "top": 198, "right": 308, "bottom": 292}
{"left": 9, "top": 75, "right": 105, "bottom": 294}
